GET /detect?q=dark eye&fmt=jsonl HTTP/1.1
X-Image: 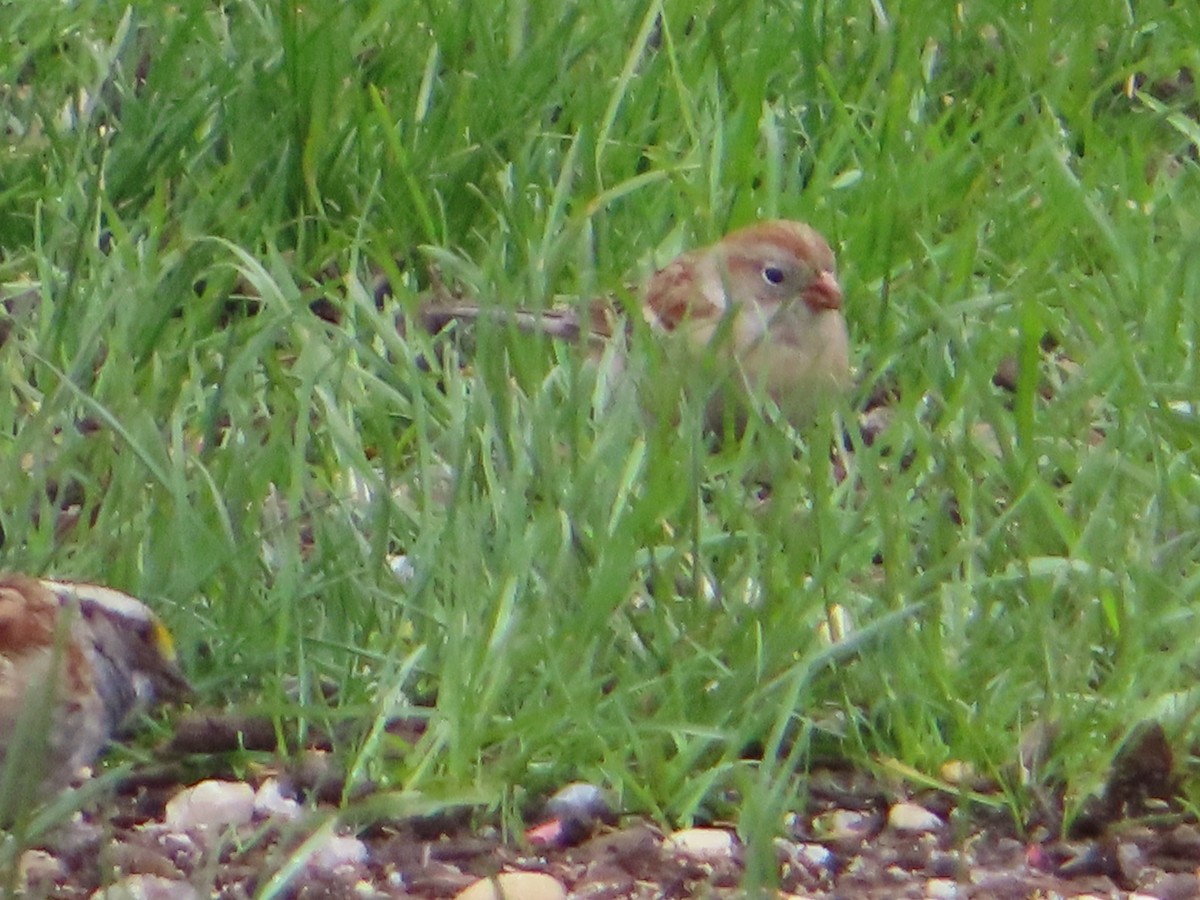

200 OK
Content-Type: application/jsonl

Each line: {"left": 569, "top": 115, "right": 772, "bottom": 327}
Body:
{"left": 762, "top": 266, "right": 785, "bottom": 286}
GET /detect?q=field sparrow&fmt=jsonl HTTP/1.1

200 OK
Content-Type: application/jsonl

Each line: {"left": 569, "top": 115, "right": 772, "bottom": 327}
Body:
{"left": 420, "top": 219, "right": 851, "bottom": 430}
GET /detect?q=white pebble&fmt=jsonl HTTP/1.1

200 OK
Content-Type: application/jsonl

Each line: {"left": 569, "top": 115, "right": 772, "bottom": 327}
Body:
{"left": 775, "top": 838, "right": 835, "bottom": 874}
{"left": 164, "top": 780, "right": 255, "bottom": 832}
{"left": 388, "top": 554, "right": 415, "bottom": 582}
{"left": 925, "top": 877, "right": 960, "bottom": 898}
{"left": 20, "top": 849, "right": 66, "bottom": 886}
{"left": 664, "top": 827, "right": 739, "bottom": 861}
{"left": 307, "top": 834, "right": 369, "bottom": 873}
{"left": 544, "top": 781, "right": 611, "bottom": 825}
{"left": 887, "top": 802, "right": 944, "bottom": 834}
{"left": 253, "top": 778, "right": 303, "bottom": 821}
{"left": 454, "top": 872, "right": 567, "bottom": 900}
{"left": 812, "top": 808, "right": 873, "bottom": 841}
{"left": 89, "top": 874, "right": 199, "bottom": 900}
{"left": 797, "top": 842, "right": 835, "bottom": 868}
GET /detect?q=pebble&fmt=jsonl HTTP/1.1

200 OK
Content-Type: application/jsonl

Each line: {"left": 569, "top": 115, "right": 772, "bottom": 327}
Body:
{"left": 163, "top": 780, "right": 255, "bottom": 832}
{"left": 887, "top": 802, "right": 944, "bottom": 834}
{"left": 388, "top": 554, "right": 415, "bottom": 582}
{"left": 1116, "top": 840, "right": 1147, "bottom": 882}
{"left": 544, "top": 782, "right": 612, "bottom": 826}
{"left": 1055, "top": 842, "right": 1108, "bottom": 878}
{"left": 775, "top": 838, "right": 835, "bottom": 878}
{"left": 454, "top": 871, "right": 567, "bottom": 900}
{"left": 938, "top": 760, "right": 975, "bottom": 787}
{"left": 812, "top": 808, "right": 874, "bottom": 841}
{"left": 1143, "top": 872, "right": 1200, "bottom": 900}
{"left": 89, "top": 874, "right": 199, "bottom": 900}
{"left": 20, "top": 849, "right": 66, "bottom": 888}
{"left": 308, "top": 834, "right": 369, "bottom": 873}
{"left": 1162, "top": 823, "right": 1200, "bottom": 860}
{"left": 154, "top": 831, "right": 199, "bottom": 870}
{"left": 925, "top": 877, "right": 960, "bottom": 899}
{"left": 527, "top": 782, "right": 614, "bottom": 847}
{"left": 106, "top": 842, "right": 183, "bottom": 880}
{"left": 795, "top": 842, "right": 834, "bottom": 870}
{"left": 664, "top": 827, "right": 739, "bottom": 861}
{"left": 253, "top": 777, "right": 304, "bottom": 821}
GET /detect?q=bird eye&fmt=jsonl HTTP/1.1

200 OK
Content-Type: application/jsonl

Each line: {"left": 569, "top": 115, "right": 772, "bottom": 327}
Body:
{"left": 762, "top": 266, "right": 786, "bottom": 286}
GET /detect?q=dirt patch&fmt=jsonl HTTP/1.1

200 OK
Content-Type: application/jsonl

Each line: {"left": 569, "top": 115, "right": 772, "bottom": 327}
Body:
{"left": 17, "top": 755, "right": 1200, "bottom": 899}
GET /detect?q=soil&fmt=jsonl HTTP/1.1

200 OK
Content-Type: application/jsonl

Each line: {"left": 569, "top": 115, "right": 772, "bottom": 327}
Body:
{"left": 18, "top": 749, "right": 1200, "bottom": 900}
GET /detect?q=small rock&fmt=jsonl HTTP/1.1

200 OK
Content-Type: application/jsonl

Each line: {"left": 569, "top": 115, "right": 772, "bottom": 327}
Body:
{"left": 544, "top": 782, "right": 612, "bottom": 826}
{"left": 90, "top": 874, "right": 199, "bottom": 900}
{"left": 1054, "top": 841, "right": 1111, "bottom": 878}
{"left": 153, "top": 831, "right": 199, "bottom": 871}
{"left": 664, "top": 827, "right": 739, "bottom": 861}
{"left": 925, "top": 877, "right": 960, "bottom": 899}
{"left": 20, "top": 849, "right": 65, "bottom": 889}
{"left": 351, "top": 878, "right": 386, "bottom": 898}
{"left": 571, "top": 856, "right": 637, "bottom": 899}
{"left": 775, "top": 838, "right": 834, "bottom": 878}
{"left": 388, "top": 554, "right": 415, "bottom": 582}
{"left": 577, "top": 822, "right": 661, "bottom": 864}
{"left": 404, "top": 860, "right": 477, "bottom": 895}
{"left": 527, "top": 782, "right": 613, "bottom": 848}
{"left": 1143, "top": 872, "right": 1200, "bottom": 900}
{"left": 939, "top": 760, "right": 974, "bottom": 787}
{"left": 454, "top": 871, "right": 567, "bottom": 900}
{"left": 795, "top": 842, "right": 834, "bottom": 870}
{"left": 938, "top": 760, "right": 997, "bottom": 792}
{"left": 925, "top": 850, "right": 961, "bottom": 879}
{"left": 812, "top": 808, "right": 875, "bottom": 841}
{"left": 1115, "top": 840, "right": 1147, "bottom": 882}
{"left": 308, "top": 834, "right": 369, "bottom": 873}
{"left": 1161, "top": 823, "right": 1200, "bottom": 860}
{"left": 973, "top": 872, "right": 1041, "bottom": 897}
{"left": 887, "top": 802, "right": 944, "bottom": 834}
{"left": 163, "top": 780, "right": 255, "bottom": 832}
{"left": 106, "top": 842, "right": 182, "bottom": 880}
{"left": 253, "top": 778, "right": 303, "bottom": 821}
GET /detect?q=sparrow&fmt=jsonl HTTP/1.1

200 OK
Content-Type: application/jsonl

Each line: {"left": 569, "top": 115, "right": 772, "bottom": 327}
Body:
{"left": 418, "top": 219, "right": 851, "bottom": 430}
{"left": 0, "top": 574, "right": 190, "bottom": 796}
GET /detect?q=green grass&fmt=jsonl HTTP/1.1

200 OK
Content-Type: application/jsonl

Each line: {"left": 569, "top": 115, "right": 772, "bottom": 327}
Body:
{"left": 2, "top": 0, "right": 1199, "bottom": 890}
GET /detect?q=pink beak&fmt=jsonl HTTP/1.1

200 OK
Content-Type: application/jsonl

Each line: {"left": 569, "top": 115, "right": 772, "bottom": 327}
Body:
{"left": 803, "top": 271, "right": 843, "bottom": 312}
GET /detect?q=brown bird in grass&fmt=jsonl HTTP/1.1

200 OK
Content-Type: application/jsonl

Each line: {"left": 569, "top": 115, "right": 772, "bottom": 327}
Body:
{"left": 420, "top": 219, "right": 851, "bottom": 430}
{"left": 0, "top": 575, "right": 190, "bottom": 796}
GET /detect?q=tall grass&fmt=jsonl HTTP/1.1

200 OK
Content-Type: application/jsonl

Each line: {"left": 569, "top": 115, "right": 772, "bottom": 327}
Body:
{"left": 1, "top": 0, "right": 1198, "bottom": 889}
